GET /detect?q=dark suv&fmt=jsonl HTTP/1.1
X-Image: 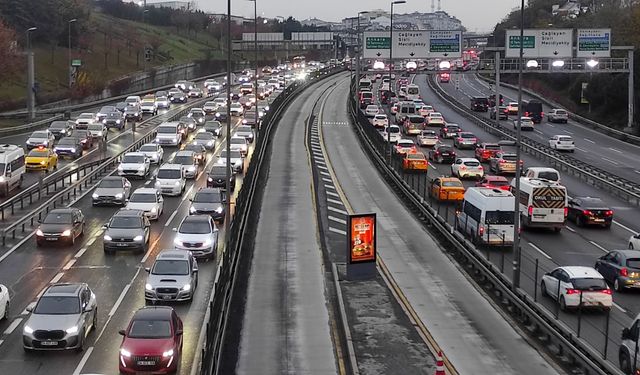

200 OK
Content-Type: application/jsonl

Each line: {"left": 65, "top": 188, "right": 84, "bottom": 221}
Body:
{"left": 189, "top": 187, "right": 226, "bottom": 221}
{"left": 102, "top": 209, "right": 151, "bottom": 254}
{"left": 207, "top": 165, "right": 236, "bottom": 190}
{"left": 470, "top": 97, "right": 489, "bottom": 112}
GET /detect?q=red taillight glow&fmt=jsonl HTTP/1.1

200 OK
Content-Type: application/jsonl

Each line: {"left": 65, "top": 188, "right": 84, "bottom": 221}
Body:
{"left": 478, "top": 226, "right": 485, "bottom": 236}
{"left": 564, "top": 207, "right": 568, "bottom": 217}
{"left": 565, "top": 288, "right": 580, "bottom": 295}
{"left": 583, "top": 210, "right": 593, "bottom": 216}
{"left": 605, "top": 210, "right": 613, "bottom": 216}
{"left": 601, "top": 289, "right": 612, "bottom": 295}
{"left": 528, "top": 206, "right": 534, "bottom": 216}
{"left": 621, "top": 267, "right": 629, "bottom": 277}
{"left": 478, "top": 166, "right": 483, "bottom": 170}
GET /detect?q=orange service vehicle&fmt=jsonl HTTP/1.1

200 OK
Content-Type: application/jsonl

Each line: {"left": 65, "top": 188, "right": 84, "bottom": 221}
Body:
{"left": 402, "top": 151, "right": 428, "bottom": 172}
{"left": 430, "top": 176, "right": 465, "bottom": 201}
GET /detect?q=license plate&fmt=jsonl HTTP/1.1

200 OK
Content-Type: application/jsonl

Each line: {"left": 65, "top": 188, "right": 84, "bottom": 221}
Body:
{"left": 137, "top": 360, "right": 156, "bottom": 366}
{"left": 593, "top": 218, "right": 604, "bottom": 222}
{"left": 46, "top": 238, "right": 58, "bottom": 241}
{"left": 162, "top": 295, "right": 172, "bottom": 300}
{"left": 117, "top": 243, "right": 128, "bottom": 247}
{"left": 41, "top": 341, "right": 57, "bottom": 346}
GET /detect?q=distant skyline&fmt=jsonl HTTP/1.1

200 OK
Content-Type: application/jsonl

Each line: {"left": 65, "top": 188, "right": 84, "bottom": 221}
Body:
{"left": 196, "top": 0, "right": 520, "bottom": 32}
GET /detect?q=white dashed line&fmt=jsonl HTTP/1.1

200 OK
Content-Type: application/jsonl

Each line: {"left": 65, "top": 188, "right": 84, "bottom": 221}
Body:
{"left": 72, "top": 346, "right": 95, "bottom": 375}
{"left": 614, "top": 302, "right": 627, "bottom": 313}
{"left": 575, "top": 147, "right": 588, "bottom": 152}
{"left": 609, "top": 148, "right": 622, "bottom": 153}
{"left": 589, "top": 241, "right": 608, "bottom": 253}
{"left": 63, "top": 259, "right": 76, "bottom": 271}
{"left": 328, "top": 206, "right": 349, "bottom": 215}
{"left": 563, "top": 130, "right": 573, "bottom": 134}
{"left": 601, "top": 157, "right": 619, "bottom": 165}
{"left": 329, "top": 227, "right": 347, "bottom": 235}
{"left": 327, "top": 198, "right": 344, "bottom": 206}
{"left": 528, "top": 242, "right": 551, "bottom": 260}
{"left": 3, "top": 318, "right": 22, "bottom": 335}
{"left": 50, "top": 272, "right": 64, "bottom": 284}
{"left": 86, "top": 237, "right": 96, "bottom": 247}
{"left": 74, "top": 247, "right": 88, "bottom": 258}
{"left": 165, "top": 209, "right": 179, "bottom": 227}
{"left": 109, "top": 283, "right": 132, "bottom": 317}
{"left": 320, "top": 171, "right": 331, "bottom": 177}
{"left": 566, "top": 226, "right": 576, "bottom": 233}
{"left": 328, "top": 216, "right": 347, "bottom": 225}
{"left": 584, "top": 138, "right": 595, "bottom": 143}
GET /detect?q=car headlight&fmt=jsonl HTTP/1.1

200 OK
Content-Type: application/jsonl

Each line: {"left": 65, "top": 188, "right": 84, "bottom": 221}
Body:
{"left": 116, "top": 120, "right": 121, "bottom": 124}
{"left": 26, "top": 140, "right": 32, "bottom": 145}
{"left": 102, "top": 119, "right": 107, "bottom": 124}
{"left": 24, "top": 325, "right": 34, "bottom": 334}
{"left": 118, "top": 166, "right": 124, "bottom": 171}
{"left": 188, "top": 166, "right": 195, "bottom": 171}
{"left": 182, "top": 284, "right": 191, "bottom": 291}
{"left": 163, "top": 349, "right": 174, "bottom": 358}
{"left": 145, "top": 283, "right": 153, "bottom": 291}
{"left": 0, "top": 176, "right": 5, "bottom": 182}
{"left": 150, "top": 207, "right": 157, "bottom": 213}
{"left": 103, "top": 235, "right": 112, "bottom": 241}
{"left": 207, "top": 177, "right": 213, "bottom": 182}
{"left": 115, "top": 193, "right": 123, "bottom": 199}
{"left": 120, "top": 348, "right": 132, "bottom": 357}
{"left": 242, "top": 119, "right": 247, "bottom": 124}
{"left": 203, "top": 239, "right": 212, "bottom": 247}
{"left": 97, "top": 131, "right": 103, "bottom": 136}
{"left": 215, "top": 113, "right": 220, "bottom": 117}
{"left": 70, "top": 148, "right": 76, "bottom": 153}
{"left": 215, "top": 207, "right": 223, "bottom": 213}
{"left": 61, "top": 229, "right": 72, "bottom": 237}
{"left": 92, "top": 193, "right": 99, "bottom": 199}
{"left": 189, "top": 206, "right": 196, "bottom": 214}
{"left": 207, "top": 141, "right": 213, "bottom": 146}
{"left": 40, "top": 160, "right": 46, "bottom": 165}
{"left": 36, "top": 229, "right": 43, "bottom": 236}
{"left": 66, "top": 326, "right": 78, "bottom": 334}
{"left": 133, "top": 235, "right": 144, "bottom": 242}
{"left": 138, "top": 166, "right": 145, "bottom": 171}
{"left": 173, "top": 238, "right": 182, "bottom": 246}
{"left": 134, "top": 112, "right": 139, "bottom": 116}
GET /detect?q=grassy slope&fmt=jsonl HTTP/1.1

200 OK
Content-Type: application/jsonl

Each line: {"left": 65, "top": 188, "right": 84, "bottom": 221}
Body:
{"left": 0, "top": 10, "right": 222, "bottom": 106}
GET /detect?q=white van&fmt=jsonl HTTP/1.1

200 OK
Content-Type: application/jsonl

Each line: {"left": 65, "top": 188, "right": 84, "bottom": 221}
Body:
{"left": 0, "top": 145, "right": 25, "bottom": 195}
{"left": 511, "top": 177, "right": 567, "bottom": 232}
{"left": 359, "top": 78, "right": 372, "bottom": 91}
{"left": 456, "top": 187, "right": 515, "bottom": 246}
{"left": 155, "top": 122, "right": 183, "bottom": 146}
{"left": 406, "top": 84, "right": 420, "bottom": 100}
{"left": 524, "top": 167, "right": 561, "bottom": 184}
{"left": 395, "top": 101, "right": 418, "bottom": 124}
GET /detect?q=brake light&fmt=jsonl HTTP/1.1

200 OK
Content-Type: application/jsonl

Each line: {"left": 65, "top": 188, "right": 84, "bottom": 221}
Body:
{"left": 37, "top": 145, "right": 45, "bottom": 150}
{"left": 601, "top": 289, "right": 612, "bottom": 295}
{"left": 499, "top": 159, "right": 506, "bottom": 163}
{"left": 583, "top": 210, "right": 593, "bottom": 216}
{"left": 478, "top": 166, "right": 483, "bottom": 170}
{"left": 605, "top": 210, "right": 613, "bottom": 216}
{"left": 541, "top": 112, "right": 544, "bottom": 117}
{"left": 443, "top": 128, "right": 448, "bottom": 132}
{"left": 460, "top": 166, "right": 466, "bottom": 170}
{"left": 564, "top": 207, "right": 568, "bottom": 217}
{"left": 565, "top": 288, "right": 580, "bottom": 295}
{"left": 524, "top": 112, "right": 529, "bottom": 116}
{"left": 478, "top": 226, "right": 485, "bottom": 236}
{"left": 528, "top": 205, "right": 533, "bottom": 216}
{"left": 621, "top": 268, "right": 629, "bottom": 277}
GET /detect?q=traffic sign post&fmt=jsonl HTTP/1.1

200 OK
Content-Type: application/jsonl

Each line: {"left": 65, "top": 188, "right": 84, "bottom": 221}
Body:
{"left": 505, "top": 29, "right": 573, "bottom": 58}
{"left": 577, "top": 29, "right": 611, "bottom": 57}
{"left": 429, "top": 30, "right": 462, "bottom": 58}
{"left": 363, "top": 30, "right": 462, "bottom": 59}
{"left": 395, "top": 31, "right": 429, "bottom": 59}
{"left": 363, "top": 32, "right": 390, "bottom": 58}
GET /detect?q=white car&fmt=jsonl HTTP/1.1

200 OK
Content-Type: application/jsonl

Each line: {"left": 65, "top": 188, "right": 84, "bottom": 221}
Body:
{"left": 138, "top": 143, "right": 164, "bottom": 164}
{"left": 117, "top": 152, "right": 150, "bottom": 179}
{"left": 541, "top": 266, "right": 612, "bottom": 311}
{"left": 173, "top": 215, "right": 219, "bottom": 260}
{"left": 514, "top": 117, "right": 534, "bottom": 130}
{"left": 547, "top": 108, "right": 569, "bottom": 123}
{"left": 125, "top": 95, "right": 142, "bottom": 107}
{"left": 204, "top": 79, "right": 222, "bottom": 92}
{"left": 218, "top": 149, "right": 244, "bottom": 173}
{"left": 365, "top": 105, "right": 380, "bottom": 117}
{"left": 629, "top": 234, "right": 640, "bottom": 250}
{"left": 140, "top": 99, "right": 157, "bottom": 115}
{"left": 230, "top": 135, "right": 248, "bottom": 157}
{"left": 173, "top": 151, "right": 198, "bottom": 179}
{"left": 548, "top": 135, "right": 575, "bottom": 152}
{"left": 213, "top": 98, "right": 227, "bottom": 108}
{"left": 235, "top": 125, "right": 255, "bottom": 143}
{"left": 381, "top": 125, "right": 402, "bottom": 144}
{"left": 155, "top": 96, "right": 170, "bottom": 109}
{"left": 125, "top": 188, "right": 164, "bottom": 220}
{"left": 26, "top": 130, "right": 55, "bottom": 149}
{"left": 419, "top": 105, "right": 434, "bottom": 117}
{"left": 426, "top": 112, "right": 445, "bottom": 126}
{"left": 155, "top": 122, "right": 183, "bottom": 146}
{"left": 75, "top": 113, "right": 97, "bottom": 128}
{"left": 154, "top": 163, "right": 186, "bottom": 196}
{"left": 0, "top": 284, "right": 9, "bottom": 320}
{"left": 417, "top": 130, "right": 439, "bottom": 147}
{"left": 203, "top": 101, "right": 218, "bottom": 114}
{"left": 506, "top": 102, "right": 519, "bottom": 115}
{"left": 451, "top": 158, "right": 484, "bottom": 179}
{"left": 372, "top": 114, "right": 389, "bottom": 128}
{"left": 230, "top": 103, "right": 244, "bottom": 116}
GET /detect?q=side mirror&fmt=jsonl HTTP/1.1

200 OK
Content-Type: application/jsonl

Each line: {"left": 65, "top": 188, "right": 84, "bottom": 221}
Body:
{"left": 101, "top": 225, "right": 108, "bottom": 230}
{"left": 118, "top": 329, "right": 126, "bottom": 336}
{"left": 145, "top": 267, "right": 151, "bottom": 273}
{"left": 622, "top": 328, "right": 631, "bottom": 340}
{"left": 5, "top": 172, "right": 11, "bottom": 178}
{"left": 172, "top": 227, "right": 177, "bottom": 232}
{"left": 192, "top": 267, "right": 198, "bottom": 273}
{"left": 176, "top": 329, "right": 183, "bottom": 336}
{"left": 26, "top": 305, "right": 33, "bottom": 313}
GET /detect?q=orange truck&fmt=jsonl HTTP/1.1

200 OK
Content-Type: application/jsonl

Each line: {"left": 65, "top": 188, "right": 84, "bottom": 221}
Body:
{"left": 402, "top": 151, "right": 428, "bottom": 172}
{"left": 430, "top": 177, "right": 465, "bottom": 201}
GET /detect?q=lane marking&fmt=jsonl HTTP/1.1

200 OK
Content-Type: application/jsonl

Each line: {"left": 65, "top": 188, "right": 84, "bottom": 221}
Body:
{"left": 3, "top": 318, "right": 23, "bottom": 335}
{"left": 614, "top": 302, "right": 627, "bottom": 313}
{"left": 63, "top": 259, "right": 76, "bottom": 270}
{"left": 22, "top": 302, "right": 36, "bottom": 315}
{"left": 614, "top": 220, "right": 638, "bottom": 235}
{"left": 72, "top": 346, "right": 95, "bottom": 375}
{"left": 563, "top": 130, "right": 574, "bottom": 134}
{"left": 575, "top": 147, "right": 588, "bottom": 152}
{"left": 108, "top": 282, "right": 132, "bottom": 317}
{"left": 86, "top": 237, "right": 96, "bottom": 247}
{"left": 324, "top": 184, "right": 336, "bottom": 190}
{"left": 534, "top": 130, "right": 543, "bottom": 134}
{"left": 601, "top": 157, "right": 619, "bottom": 165}
{"left": 320, "top": 172, "right": 331, "bottom": 177}
{"left": 328, "top": 216, "right": 347, "bottom": 225}
{"left": 566, "top": 226, "right": 576, "bottom": 233}
{"left": 589, "top": 240, "right": 608, "bottom": 253}
{"left": 0, "top": 233, "right": 34, "bottom": 264}
{"left": 328, "top": 206, "right": 349, "bottom": 215}
{"left": 528, "top": 242, "right": 551, "bottom": 260}
{"left": 584, "top": 138, "right": 595, "bottom": 143}
{"left": 317, "top": 165, "right": 329, "bottom": 170}
{"left": 428, "top": 163, "right": 437, "bottom": 170}
{"left": 327, "top": 198, "right": 345, "bottom": 206}
{"left": 329, "top": 227, "right": 347, "bottom": 235}
{"left": 50, "top": 272, "right": 64, "bottom": 284}
{"left": 326, "top": 191, "right": 340, "bottom": 198}
{"left": 609, "top": 148, "right": 622, "bottom": 154}
{"left": 322, "top": 178, "right": 333, "bottom": 183}
{"left": 74, "top": 247, "right": 88, "bottom": 258}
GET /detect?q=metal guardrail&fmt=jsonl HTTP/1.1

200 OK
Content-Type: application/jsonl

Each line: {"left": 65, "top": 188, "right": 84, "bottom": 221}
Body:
{"left": 476, "top": 74, "right": 640, "bottom": 145}
{"left": 0, "top": 114, "right": 65, "bottom": 136}
{"left": 347, "top": 80, "right": 624, "bottom": 375}
{"left": 427, "top": 75, "right": 640, "bottom": 206}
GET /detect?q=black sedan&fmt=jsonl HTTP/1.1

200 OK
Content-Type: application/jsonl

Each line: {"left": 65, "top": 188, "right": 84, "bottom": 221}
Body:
{"left": 207, "top": 165, "right": 235, "bottom": 191}
{"left": 567, "top": 196, "right": 613, "bottom": 228}
{"left": 54, "top": 137, "right": 83, "bottom": 158}
{"left": 595, "top": 250, "right": 640, "bottom": 291}
{"left": 428, "top": 145, "right": 456, "bottom": 164}
{"left": 35, "top": 208, "right": 85, "bottom": 246}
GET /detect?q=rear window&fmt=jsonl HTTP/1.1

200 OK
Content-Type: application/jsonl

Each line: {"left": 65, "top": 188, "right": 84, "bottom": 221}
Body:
{"left": 409, "top": 117, "right": 424, "bottom": 124}
{"left": 388, "top": 127, "right": 400, "bottom": 134}
{"left": 485, "top": 145, "right": 501, "bottom": 150}
{"left": 485, "top": 211, "right": 515, "bottom": 225}
{"left": 555, "top": 110, "right": 567, "bottom": 115}
{"left": 375, "top": 115, "right": 387, "bottom": 119}
{"left": 464, "top": 161, "right": 480, "bottom": 167}
{"left": 501, "top": 154, "right": 517, "bottom": 161}
{"left": 442, "top": 180, "right": 463, "bottom": 187}
{"left": 361, "top": 92, "right": 373, "bottom": 99}
{"left": 627, "top": 259, "right": 640, "bottom": 268}
{"left": 571, "top": 278, "right": 607, "bottom": 291}
{"left": 538, "top": 171, "right": 559, "bottom": 181}
{"left": 558, "top": 136, "right": 573, "bottom": 142}
{"left": 461, "top": 133, "right": 475, "bottom": 139}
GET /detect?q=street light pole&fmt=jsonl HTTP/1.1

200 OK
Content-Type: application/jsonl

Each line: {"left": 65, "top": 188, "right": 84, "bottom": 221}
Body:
{"left": 68, "top": 19, "right": 77, "bottom": 88}
{"left": 388, "top": 0, "right": 406, "bottom": 163}
{"left": 225, "top": 0, "right": 232, "bottom": 255}
{"left": 251, "top": 0, "right": 258, "bottom": 138}
{"left": 26, "top": 27, "right": 37, "bottom": 121}
{"left": 355, "top": 12, "right": 369, "bottom": 90}
{"left": 513, "top": 0, "right": 525, "bottom": 291}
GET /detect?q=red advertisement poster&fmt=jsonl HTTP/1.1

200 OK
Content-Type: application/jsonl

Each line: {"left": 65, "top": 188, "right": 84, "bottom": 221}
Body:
{"left": 348, "top": 213, "right": 376, "bottom": 263}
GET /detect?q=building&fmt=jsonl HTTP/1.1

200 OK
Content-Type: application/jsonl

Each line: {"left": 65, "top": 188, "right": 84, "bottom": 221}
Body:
{"left": 300, "top": 18, "right": 333, "bottom": 28}
{"left": 339, "top": 9, "right": 463, "bottom": 32}
{"left": 147, "top": 0, "right": 191, "bottom": 10}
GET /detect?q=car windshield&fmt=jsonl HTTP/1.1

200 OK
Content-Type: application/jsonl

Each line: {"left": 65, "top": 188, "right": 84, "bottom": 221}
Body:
{"left": 190, "top": 111, "right": 204, "bottom": 117}
{"left": 485, "top": 211, "right": 515, "bottom": 225}
{"left": 29, "top": 150, "right": 49, "bottom": 157}
{"left": 129, "top": 193, "right": 156, "bottom": 203}
{"left": 179, "top": 221, "right": 211, "bottom": 234}
{"left": 231, "top": 138, "right": 245, "bottom": 145}
{"left": 410, "top": 117, "right": 424, "bottom": 124}
{"left": 152, "top": 259, "right": 190, "bottom": 275}
{"left": 185, "top": 145, "right": 204, "bottom": 153}
{"left": 157, "top": 169, "right": 181, "bottom": 179}
{"left": 58, "top": 138, "right": 77, "bottom": 146}
{"left": 111, "top": 216, "right": 142, "bottom": 228}
{"left": 49, "top": 122, "right": 66, "bottom": 129}
{"left": 32, "top": 131, "right": 48, "bottom": 138}
{"left": 438, "top": 147, "right": 452, "bottom": 152}
{"left": 157, "top": 96, "right": 167, "bottom": 101}
{"left": 122, "top": 155, "right": 145, "bottom": 163}
{"left": 555, "top": 110, "right": 567, "bottom": 115}
{"left": 194, "top": 192, "right": 221, "bottom": 203}
{"left": 430, "top": 114, "right": 443, "bottom": 118}
{"left": 158, "top": 126, "right": 176, "bottom": 134}
{"left": 128, "top": 320, "right": 172, "bottom": 338}
{"left": 237, "top": 126, "right": 252, "bottom": 133}
{"left": 43, "top": 213, "right": 72, "bottom": 224}
{"left": 447, "top": 126, "right": 459, "bottom": 131}
{"left": 34, "top": 296, "right": 80, "bottom": 315}
{"left": 99, "top": 179, "right": 122, "bottom": 188}
{"left": 174, "top": 155, "right": 193, "bottom": 165}
{"left": 443, "top": 180, "right": 463, "bottom": 187}
{"left": 195, "top": 133, "right": 213, "bottom": 140}
{"left": 572, "top": 278, "right": 608, "bottom": 291}
{"left": 139, "top": 145, "right": 158, "bottom": 152}
{"left": 107, "top": 112, "right": 120, "bottom": 118}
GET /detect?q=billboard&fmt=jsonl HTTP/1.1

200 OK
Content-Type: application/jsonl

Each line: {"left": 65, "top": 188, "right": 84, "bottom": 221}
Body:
{"left": 347, "top": 213, "right": 376, "bottom": 264}
{"left": 505, "top": 29, "right": 573, "bottom": 58}
{"left": 577, "top": 29, "right": 611, "bottom": 57}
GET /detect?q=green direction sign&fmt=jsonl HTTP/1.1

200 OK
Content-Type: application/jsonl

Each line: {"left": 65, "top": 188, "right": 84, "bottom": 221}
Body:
{"left": 71, "top": 59, "right": 82, "bottom": 67}
{"left": 508, "top": 35, "right": 535, "bottom": 49}
{"left": 366, "top": 36, "right": 390, "bottom": 50}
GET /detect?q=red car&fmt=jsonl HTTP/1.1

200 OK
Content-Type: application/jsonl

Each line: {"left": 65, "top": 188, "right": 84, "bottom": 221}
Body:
{"left": 474, "top": 143, "right": 502, "bottom": 162}
{"left": 476, "top": 175, "right": 510, "bottom": 191}
{"left": 119, "top": 307, "right": 183, "bottom": 374}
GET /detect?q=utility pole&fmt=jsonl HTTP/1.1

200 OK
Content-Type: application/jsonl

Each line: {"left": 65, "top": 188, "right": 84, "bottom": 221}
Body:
{"left": 68, "top": 19, "right": 77, "bottom": 88}
{"left": 26, "top": 27, "right": 37, "bottom": 121}
{"left": 513, "top": 0, "right": 525, "bottom": 292}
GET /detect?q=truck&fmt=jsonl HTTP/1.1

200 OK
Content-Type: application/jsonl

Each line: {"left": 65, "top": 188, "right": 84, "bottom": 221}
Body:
{"left": 522, "top": 99, "right": 544, "bottom": 123}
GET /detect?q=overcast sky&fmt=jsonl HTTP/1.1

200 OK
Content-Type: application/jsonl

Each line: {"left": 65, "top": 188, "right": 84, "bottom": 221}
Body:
{"left": 196, "top": 0, "right": 521, "bottom": 32}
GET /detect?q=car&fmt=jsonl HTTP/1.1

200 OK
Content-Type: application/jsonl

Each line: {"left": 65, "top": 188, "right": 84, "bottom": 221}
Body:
{"left": 25, "top": 146, "right": 58, "bottom": 172}
{"left": 103, "top": 111, "right": 125, "bottom": 130}
{"left": 402, "top": 151, "right": 428, "bottom": 172}
{"left": 139, "top": 143, "right": 164, "bottom": 164}
{"left": 173, "top": 215, "right": 219, "bottom": 259}
{"left": 203, "top": 121, "right": 222, "bottom": 137}
{"left": 87, "top": 123, "right": 108, "bottom": 141}
{"left": 381, "top": 125, "right": 402, "bottom": 144}
{"left": 71, "top": 129, "right": 94, "bottom": 149}
{"left": 419, "top": 105, "right": 434, "bottom": 117}
{"left": 548, "top": 108, "right": 569, "bottom": 123}
{"left": 192, "top": 131, "right": 216, "bottom": 151}
{"left": 474, "top": 143, "right": 502, "bottom": 162}
{"left": 390, "top": 102, "right": 400, "bottom": 114}
{"left": 125, "top": 95, "right": 142, "bottom": 107}
{"left": 230, "top": 102, "right": 244, "bottom": 116}
{"left": 23, "top": 283, "right": 97, "bottom": 352}
{"left": 175, "top": 79, "right": 193, "bottom": 91}
{"left": 403, "top": 115, "right": 426, "bottom": 135}
{"left": 115, "top": 102, "right": 128, "bottom": 113}
{"left": 451, "top": 158, "right": 484, "bottom": 179}
{"left": 242, "top": 112, "right": 260, "bottom": 128}
{"left": 213, "top": 97, "right": 227, "bottom": 109}
{"left": 154, "top": 164, "right": 186, "bottom": 196}
{"left": 476, "top": 175, "right": 510, "bottom": 191}
{"left": 453, "top": 132, "right": 478, "bottom": 149}
{"left": 35, "top": 208, "right": 85, "bottom": 246}
{"left": 439, "top": 124, "right": 461, "bottom": 139}
{"left": 231, "top": 92, "right": 241, "bottom": 101}
{"left": 372, "top": 114, "right": 389, "bottom": 128}
{"left": 394, "top": 139, "right": 417, "bottom": 156}
{"left": 417, "top": 130, "right": 439, "bottom": 147}
{"left": 124, "top": 105, "right": 143, "bottom": 121}
{"left": 92, "top": 176, "right": 132, "bottom": 206}
{"left": 189, "top": 88, "right": 204, "bottom": 98}
{"left": 470, "top": 97, "right": 489, "bottom": 112}
{"left": 97, "top": 106, "right": 116, "bottom": 121}
{"left": 54, "top": 137, "right": 83, "bottom": 158}
{"left": 549, "top": 135, "right": 575, "bottom": 152}
{"left": 48, "top": 120, "right": 73, "bottom": 139}
{"left": 203, "top": 101, "right": 218, "bottom": 114}
{"left": 207, "top": 165, "right": 236, "bottom": 190}
{"left": 183, "top": 144, "right": 207, "bottom": 165}
{"left": 514, "top": 116, "right": 534, "bottom": 130}
{"left": 103, "top": 209, "right": 151, "bottom": 254}
{"left": 145, "top": 250, "right": 198, "bottom": 303}
{"left": 230, "top": 136, "right": 248, "bottom": 157}
{"left": 594, "top": 250, "right": 640, "bottom": 292}
{"left": 430, "top": 177, "right": 465, "bottom": 201}
{"left": 188, "top": 108, "right": 206, "bottom": 125}
{"left": 489, "top": 152, "right": 521, "bottom": 175}
{"left": 205, "top": 79, "right": 222, "bottom": 91}
{"left": 126, "top": 188, "right": 164, "bottom": 220}
{"left": 179, "top": 116, "right": 198, "bottom": 133}
{"left": 155, "top": 96, "right": 170, "bottom": 109}
{"left": 506, "top": 102, "right": 519, "bottom": 115}
{"left": 75, "top": 113, "right": 97, "bottom": 129}
{"left": 155, "top": 122, "right": 183, "bottom": 146}
{"left": 169, "top": 89, "right": 187, "bottom": 103}
{"left": 426, "top": 112, "right": 445, "bottom": 127}
{"left": 173, "top": 151, "right": 198, "bottom": 179}
{"left": 118, "top": 306, "right": 183, "bottom": 373}
{"left": 217, "top": 149, "right": 244, "bottom": 173}
{"left": 215, "top": 106, "right": 229, "bottom": 122}
{"left": 541, "top": 266, "right": 612, "bottom": 311}
{"left": 490, "top": 106, "right": 509, "bottom": 120}
{"left": 118, "top": 152, "right": 150, "bottom": 179}
{"left": 567, "top": 196, "right": 613, "bottom": 228}
{"left": 0, "top": 284, "right": 9, "bottom": 320}
{"left": 140, "top": 98, "right": 158, "bottom": 115}
{"left": 26, "top": 130, "right": 55, "bottom": 150}
{"left": 189, "top": 187, "right": 226, "bottom": 221}
{"left": 364, "top": 105, "right": 379, "bottom": 118}
{"left": 428, "top": 144, "right": 456, "bottom": 164}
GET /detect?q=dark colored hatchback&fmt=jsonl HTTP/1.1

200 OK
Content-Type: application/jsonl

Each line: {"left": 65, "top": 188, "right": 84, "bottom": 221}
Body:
{"left": 470, "top": 97, "right": 489, "bottom": 112}
{"left": 428, "top": 144, "right": 456, "bottom": 164}
{"left": 207, "top": 165, "right": 235, "bottom": 191}
{"left": 595, "top": 250, "right": 640, "bottom": 291}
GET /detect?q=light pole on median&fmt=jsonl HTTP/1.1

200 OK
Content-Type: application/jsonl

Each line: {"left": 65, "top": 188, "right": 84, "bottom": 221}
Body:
{"left": 513, "top": 0, "right": 525, "bottom": 291}
{"left": 355, "top": 12, "right": 369, "bottom": 91}
{"left": 225, "top": 0, "right": 232, "bottom": 249}
{"left": 248, "top": 0, "right": 259, "bottom": 139}
{"left": 26, "top": 27, "right": 37, "bottom": 121}
{"left": 388, "top": 0, "right": 406, "bottom": 163}
{"left": 67, "top": 19, "right": 77, "bottom": 88}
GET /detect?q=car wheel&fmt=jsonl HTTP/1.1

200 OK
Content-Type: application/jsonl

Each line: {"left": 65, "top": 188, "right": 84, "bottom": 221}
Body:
{"left": 614, "top": 278, "right": 624, "bottom": 293}
{"left": 620, "top": 351, "right": 632, "bottom": 375}
{"left": 559, "top": 296, "right": 567, "bottom": 311}
{"left": 540, "top": 281, "right": 548, "bottom": 297}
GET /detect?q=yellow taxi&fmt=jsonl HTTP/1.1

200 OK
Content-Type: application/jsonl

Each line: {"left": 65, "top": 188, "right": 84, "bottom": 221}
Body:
{"left": 402, "top": 151, "right": 428, "bottom": 173}
{"left": 26, "top": 146, "right": 58, "bottom": 171}
{"left": 430, "top": 176, "right": 465, "bottom": 201}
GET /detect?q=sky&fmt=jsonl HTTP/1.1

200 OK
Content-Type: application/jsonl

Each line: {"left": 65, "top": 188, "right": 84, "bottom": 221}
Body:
{"left": 196, "top": 0, "right": 521, "bottom": 33}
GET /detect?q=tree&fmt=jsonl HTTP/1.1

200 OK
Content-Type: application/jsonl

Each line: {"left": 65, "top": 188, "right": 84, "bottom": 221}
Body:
{"left": 0, "top": 19, "right": 20, "bottom": 80}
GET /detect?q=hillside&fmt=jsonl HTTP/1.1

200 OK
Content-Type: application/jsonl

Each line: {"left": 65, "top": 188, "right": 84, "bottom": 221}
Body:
{"left": 0, "top": 10, "right": 222, "bottom": 110}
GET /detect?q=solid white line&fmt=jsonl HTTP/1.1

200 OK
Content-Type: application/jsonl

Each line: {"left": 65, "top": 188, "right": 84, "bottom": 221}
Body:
{"left": 589, "top": 240, "right": 608, "bottom": 253}
{"left": 428, "top": 163, "right": 437, "bottom": 170}
{"left": 0, "top": 339, "right": 4, "bottom": 346}
{"left": 528, "top": 242, "right": 551, "bottom": 260}
{"left": 72, "top": 346, "right": 94, "bottom": 375}
{"left": 601, "top": 157, "right": 619, "bottom": 165}
{"left": 584, "top": 138, "right": 595, "bottom": 143}
{"left": 563, "top": 130, "right": 573, "bottom": 134}
{"left": 566, "top": 226, "right": 576, "bottom": 233}
{"left": 614, "top": 220, "right": 638, "bottom": 235}
{"left": 86, "top": 237, "right": 96, "bottom": 247}
{"left": 144, "top": 180, "right": 151, "bottom": 185}
{"left": 0, "top": 233, "right": 34, "bottom": 264}
{"left": 548, "top": 124, "right": 555, "bottom": 128}
{"left": 614, "top": 302, "right": 627, "bottom": 313}
{"left": 63, "top": 259, "right": 76, "bottom": 271}
{"left": 109, "top": 283, "right": 132, "bottom": 317}
{"left": 181, "top": 184, "right": 195, "bottom": 202}
{"left": 328, "top": 206, "right": 349, "bottom": 216}
{"left": 327, "top": 198, "right": 344, "bottom": 206}
{"left": 164, "top": 209, "right": 179, "bottom": 227}
{"left": 609, "top": 148, "right": 622, "bottom": 153}
{"left": 326, "top": 190, "right": 340, "bottom": 198}
{"left": 50, "top": 272, "right": 64, "bottom": 284}
{"left": 3, "top": 318, "right": 22, "bottom": 335}
{"left": 329, "top": 227, "right": 347, "bottom": 235}
{"left": 328, "top": 216, "right": 347, "bottom": 225}
{"left": 575, "top": 147, "right": 588, "bottom": 152}
{"left": 74, "top": 247, "right": 88, "bottom": 258}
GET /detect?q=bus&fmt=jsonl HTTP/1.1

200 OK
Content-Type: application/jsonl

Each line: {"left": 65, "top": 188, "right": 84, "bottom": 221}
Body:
{"left": 292, "top": 56, "right": 306, "bottom": 69}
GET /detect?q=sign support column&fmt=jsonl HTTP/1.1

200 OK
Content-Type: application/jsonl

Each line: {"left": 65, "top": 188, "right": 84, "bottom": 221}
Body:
{"left": 495, "top": 51, "right": 501, "bottom": 127}
{"left": 628, "top": 49, "right": 635, "bottom": 130}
